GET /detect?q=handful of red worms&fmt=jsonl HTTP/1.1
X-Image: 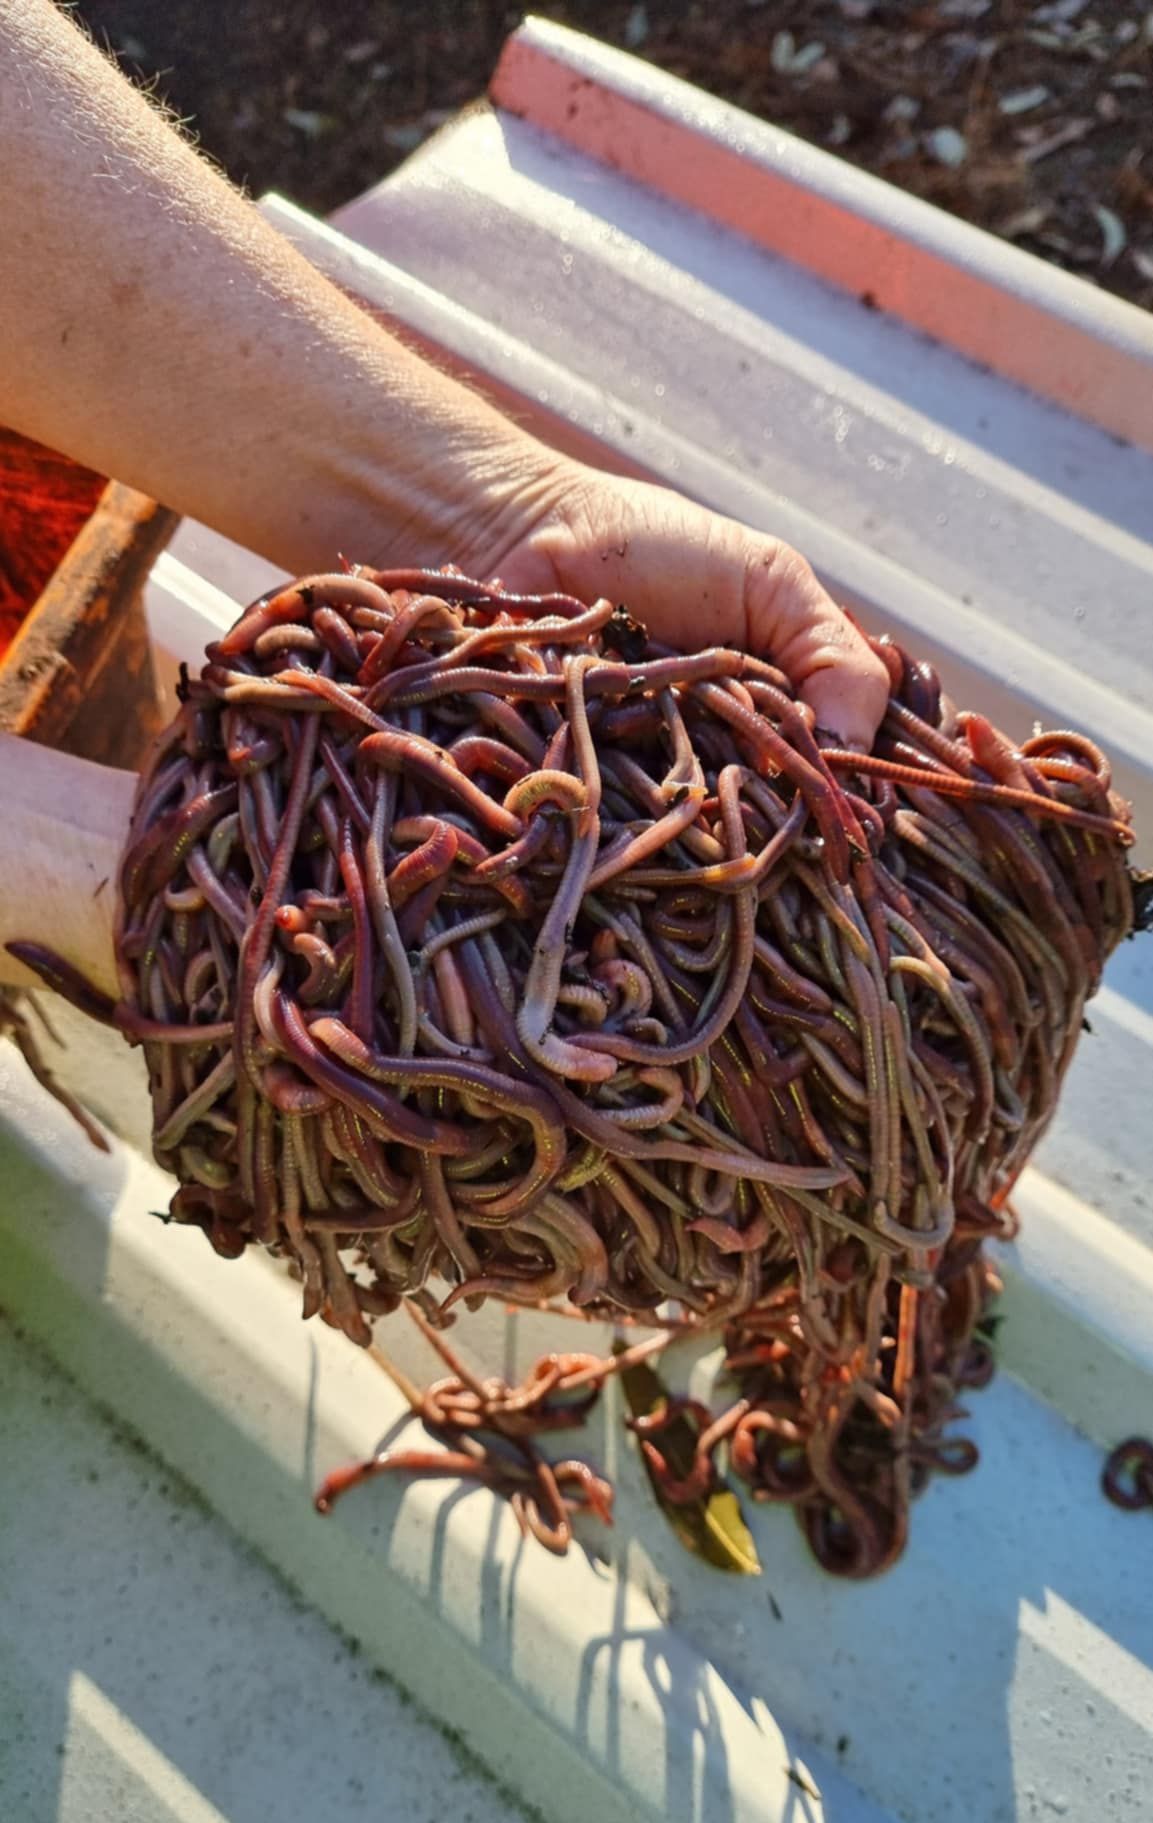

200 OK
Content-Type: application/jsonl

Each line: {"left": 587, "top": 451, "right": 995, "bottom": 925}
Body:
{"left": 15, "top": 563, "right": 1145, "bottom": 1574}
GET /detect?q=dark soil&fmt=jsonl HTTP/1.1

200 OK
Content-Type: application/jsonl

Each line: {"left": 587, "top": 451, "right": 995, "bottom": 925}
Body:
{"left": 69, "top": 1, "right": 1153, "bottom": 309}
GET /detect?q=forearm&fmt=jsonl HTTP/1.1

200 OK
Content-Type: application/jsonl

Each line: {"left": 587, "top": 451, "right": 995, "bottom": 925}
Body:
{"left": 0, "top": 0, "right": 564, "bottom": 572}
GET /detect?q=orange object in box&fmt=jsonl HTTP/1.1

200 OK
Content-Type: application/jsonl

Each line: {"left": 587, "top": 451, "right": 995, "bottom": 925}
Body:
{"left": 0, "top": 428, "right": 106, "bottom": 658}
{"left": 0, "top": 425, "right": 177, "bottom": 769}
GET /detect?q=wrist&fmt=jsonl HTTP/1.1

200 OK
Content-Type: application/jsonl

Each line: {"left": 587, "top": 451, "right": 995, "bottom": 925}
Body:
{"left": 372, "top": 418, "right": 566, "bottom": 571}
{"left": 438, "top": 437, "right": 585, "bottom": 580}
{"left": 253, "top": 344, "right": 583, "bottom": 579}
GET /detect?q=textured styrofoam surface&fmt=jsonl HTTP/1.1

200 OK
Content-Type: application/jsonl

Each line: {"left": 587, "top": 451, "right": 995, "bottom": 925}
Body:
{"left": 488, "top": 19, "right": 1153, "bottom": 455}
{"left": 0, "top": 1318, "right": 528, "bottom": 1823}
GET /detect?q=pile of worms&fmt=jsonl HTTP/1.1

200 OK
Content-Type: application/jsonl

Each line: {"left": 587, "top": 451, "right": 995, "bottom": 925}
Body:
{"left": 12, "top": 564, "right": 1142, "bottom": 1575}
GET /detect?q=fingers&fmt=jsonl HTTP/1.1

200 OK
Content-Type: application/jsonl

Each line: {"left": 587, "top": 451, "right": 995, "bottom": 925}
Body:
{"left": 489, "top": 471, "right": 890, "bottom": 750}
{"left": 742, "top": 542, "right": 891, "bottom": 750}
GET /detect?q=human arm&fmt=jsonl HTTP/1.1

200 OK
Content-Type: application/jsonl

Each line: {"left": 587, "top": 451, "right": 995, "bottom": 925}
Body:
{"left": 0, "top": 0, "right": 887, "bottom": 743}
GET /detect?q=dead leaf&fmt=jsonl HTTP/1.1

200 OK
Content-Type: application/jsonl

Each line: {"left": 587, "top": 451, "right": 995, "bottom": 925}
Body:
{"left": 1037, "top": 230, "right": 1090, "bottom": 259}
{"left": 282, "top": 108, "right": 333, "bottom": 138}
{"left": 382, "top": 123, "right": 427, "bottom": 152}
{"left": 925, "top": 126, "right": 969, "bottom": 167}
{"left": 771, "top": 32, "right": 827, "bottom": 75}
{"left": 999, "top": 85, "right": 1051, "bottom": 115}
{"left": 1032, "top": 0, "right": 1091, "bottom": 22}
{"left": 624, "top": 4, "right": 649, "bottom": 48}
{"left": 1018, "top": 118, "right": 1094, "bottom": 163}
{"left": 771, "top": 29, "right": 796, "bottom": 73}
{"left": 616, "top": 1347, "right": 762, "bottom": 1576}
{"left": 1000, "top": 203, "right": 1051, "bottom": 237}
{"left": 1093, "top": 205, "right": 1127, "bottom": 266}
{"left": 790, "top": 42, "right": 828, "bottom": 75}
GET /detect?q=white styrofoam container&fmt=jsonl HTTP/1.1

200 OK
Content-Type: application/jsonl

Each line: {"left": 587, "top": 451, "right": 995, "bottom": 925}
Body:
{"left": 3, "top": 21, "right": 1152, "bottom": 1823}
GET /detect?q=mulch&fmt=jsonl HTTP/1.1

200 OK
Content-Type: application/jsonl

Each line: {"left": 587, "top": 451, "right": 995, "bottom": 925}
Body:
{"left": 67, "top": 1, "right": 1153, "bottom": 309}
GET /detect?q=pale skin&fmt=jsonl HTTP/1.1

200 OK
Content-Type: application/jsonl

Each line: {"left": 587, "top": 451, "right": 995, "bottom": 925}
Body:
{"left": 0, "top": 0, "right": 889, "bottom": 998}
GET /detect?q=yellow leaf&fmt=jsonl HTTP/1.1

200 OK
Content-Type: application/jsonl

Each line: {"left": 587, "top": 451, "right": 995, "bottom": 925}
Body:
{"left": 616, "top": 1346, "right": 762, "bottom": 1576}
